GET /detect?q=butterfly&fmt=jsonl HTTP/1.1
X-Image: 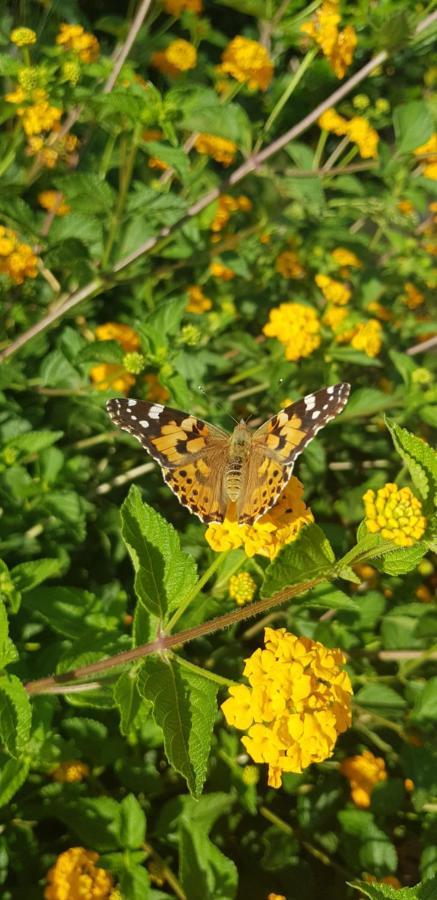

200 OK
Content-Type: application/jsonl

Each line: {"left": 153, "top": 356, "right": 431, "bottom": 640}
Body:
{"left": 106, "top": 383, "right": 350, "bottom": 525}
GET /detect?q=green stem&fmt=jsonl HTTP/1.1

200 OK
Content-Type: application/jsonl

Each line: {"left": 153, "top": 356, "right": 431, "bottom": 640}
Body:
{"left": 259, "top": 806, "right": 349, "bottom": 875}
{"left": 312, "top": 128, "right": 329, "bottom": 169}
{"left": 257, "top": 47, "right": 317, "bottom": 146}
{"left": 102, "top": 123, "right": 141, "bottom": 267}
{"left": 401, "top": 642, "right": 437, "bottom": 677}
{"left": 173, "top": 653, "right": 236, "bottom": 688}
{"left": 0, "top": 128, "right": 22, "bottom": 179}
{"left": 166, "top": 552, "right": 229, "bottom": 632}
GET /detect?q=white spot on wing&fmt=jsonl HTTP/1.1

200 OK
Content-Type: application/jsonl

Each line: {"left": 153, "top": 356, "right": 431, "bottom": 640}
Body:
{"left": 149, "top": 404, "right": 164, "bottom": 419}
{"left": 127, "top": 399, "right": 137, "bottom": 407}
{"left": 312, "top": 410, "right": 321, "bottom": 419}
{"left": 139, "top": 419, "right": 149, "bottom": 428}
{"left": 305, "top": 394, "right": 316, "bottom": 411}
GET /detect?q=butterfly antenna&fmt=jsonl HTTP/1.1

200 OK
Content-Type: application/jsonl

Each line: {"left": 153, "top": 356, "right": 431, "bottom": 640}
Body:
{"left": 197, "top": 385, "right": 239, "bottom": 426}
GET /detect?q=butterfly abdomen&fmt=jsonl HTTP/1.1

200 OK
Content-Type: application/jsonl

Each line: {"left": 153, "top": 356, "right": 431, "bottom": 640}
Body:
{"left": 225, "top": 425, "right": 251, "bottom": 502}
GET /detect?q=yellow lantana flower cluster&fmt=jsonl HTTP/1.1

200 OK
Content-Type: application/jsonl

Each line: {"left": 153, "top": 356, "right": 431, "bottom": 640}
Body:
{"left": 222, "top": 627, "right": 353, "bottom": 788}
{"left": 402, "top": 282, "right": 424, "bottom": 309}
{"left": 209, "top": 260, "right": 236, "bottom": 280}
{"left": 194, "top": 133, "right": 237, "bottom": 166}
{"left": 319, "top": 109, "right": 379, "bottom": 159}
{"left": 151, "top": 39, "right": 197, "bottom": 77}
{"left": 51, "top": 760, "right": 90, "bottom": 783}
{"left": 17, "top": 95, "right": 62, "bottom": 136}
{"left": 56, "top": 23, "right": 100, "bottom": 64}
{"left": 340, "top": 750, "right": 387, "bottom": 808}
{"left": 211, "top": 194, "right": 252, "bottom": 234}
{"left": 275, "top": 250, "right": 305, "bottom": 279}
{"left": 38, "top": 190, "right": 70, "bottom": 216}
{"left": 414, "top": 133, "right": 437, "bottom": 180}
{"left": 229, "top": 572, "right": 256, "bottom": 605}
{"left": 315, "top": 273, "right": 351, "bottom": 305}
{"left": 349, "top": 318, "right": 382, "bottom": 357}
{"left": 331, "top": 247, "right": 362, "bottom": 270}
{"left": 263, "top": 303, "right": 321, "bottom": 361}
{"left": 205, "top": 477, "right": 314, "bottom": 560}
{"left": 10, "top": 27, "right": 37, "bottom": 47}
{"left": 301, "top": 0, "right": 357, "bottom": 79}
{"left": 90, "top": 322, "right": 141, "bottom": 393}
{"left": 144, "top": 373, "right": 170, "bottom": 404}
{"left": 0, "top": 225, "right": 38, "bottom": 284}
{"left": 164, "top": 0, "right": 202, "bottom": 11}
{"left": 363, "top": 483, "right": 427, "bottom": 548}
{"left": 218, "top": 36, "right": 273, "bottom": 91}
{"left": 186, "top": 285, "right": 213, "bottom": 313}
{"left": 44, "top": 847, "right": 114, "bottom": 899}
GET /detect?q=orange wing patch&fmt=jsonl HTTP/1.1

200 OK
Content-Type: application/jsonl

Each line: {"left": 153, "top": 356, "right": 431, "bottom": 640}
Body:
{"left": 238, "top": 453, "right": 292, "bottom": 525}
{"left": 261, "top": 412, "right": 307, "bottom": 460}
{"left": 151, "top": 416, "right": 209, "bottom": 465}
{"left": 163, "top": 455, "right": 227, "bottom": 523}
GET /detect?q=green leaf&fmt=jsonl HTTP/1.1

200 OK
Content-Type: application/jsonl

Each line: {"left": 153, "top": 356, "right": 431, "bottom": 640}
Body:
{"left": 0, "top": 756, "right": 29, "bottom": 807}
{"left": 120, "top": 486, "right": 197, "bottom": 620}
{"left": 0, "top": 598, "right": 18, "bottom": 670}
{"left": 411, "top": 677, "right": 437, "bottom": 726}
{"left": 340, "top": 388, "right": 393, "bottom": 419}
{"left": 79, "top": 340, "right": 124, "bottom": 365}
{"left": 118, "top": 866, "right": 150, "bottom": 900}
{"left": 354, "top": 683, "right": 406, "bottom": 713}
{"left": 114, "top": 670, "right": 143, "bottom": 736}
{"left": 350, "top": 875, "right": 437, "bottom": 899}
{"left": 39, "top": 350, "right": 81, "bottom": 388}
{"left": 393, "top": 101, "right": 434, "bottom": 153}
{"left": 377, "top": 542, "right": 428, "bottom": 575}
{"left": 261, "top": 524, "right": 335, "bottom": 598}
{"left": 385, "top": 418, "right": 437, "bottom": 512}
{"left": 5, "top": 431, "right": 64, "bottom": 453}
{"left": 179, "top": 818, "right": 238, "bottom": 900}
{"left": 300, "top": 582, "right": 359, "bottom": 610}
{"left": 117, "top": 794, "right": 147, "bottom": 849}
{"left": 57, "top": 173, "right": 115, "bottom": 213}
{"left": 10, "top": 558, "right": 63, "bottom": 594}
{"left": 0, "top": 674, "right": 32, "bottom": 758}
{"left": 21, "top": 587, "right": 108, "bottom": 639}
{"left": 138, "top": 656, "right": 218, "bottom": 797}
{"left": 143, "top": 141, "right": 190, "bottom": 179}
{"left": 339, "top": 809, "right": 397, "bottom": 872}
{"left": 328, "top": 347, "right": 383, "bottom": 367}
{"left": 56, "top": 797, "right": 121, "bottom": 852}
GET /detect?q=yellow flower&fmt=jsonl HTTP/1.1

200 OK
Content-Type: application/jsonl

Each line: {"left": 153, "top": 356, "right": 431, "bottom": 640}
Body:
{"left": 148, "top": 156, "right": 170, "bottom": 171}
{"left": 222, "top": 627, "right": 352, "bottom": 787}
{"left": 56, "top": 23, "right": 100, "bottom": 63}
{"left": 404, "top": 777, "right": 415, "bottom": 792}
{"left": 268, "top": 895, "right": 286, "bottom": 900}
{"left": 331, "top": 247, "right": 362, "bottom": 269}
{"left": 44, "top": 847, "right": 114, "bottom": 899}
{"left": 10, "top": 27, "right": 37, "bottom": 46}
{"left": 367, "top": 301, "right": 392, "bottom": 322}
{"left": 218, "top": 36, "right": 273, "bottom": 91}
{"left": 414, "top": 133, "right": 437, "bottom": 180}
{"left": 17, "top": 99, "right": 62, "bottom": 136}
{"left": 315, "top": 273, "right": 351, "bottom": 305}
{"left": 229, "top": 572, "right": 256, "bottom": 605}
{"left": 318, "top": 108, "right": 348, "bottom": 135}
{"left": 263, "top": 303, "right": 321, "bottom": 361}
{"left": 26, "top": 131, "right": 79, "bottom": 169}
{"left": 51, "top": 761, "right": 90, "bottom": 783}
{"left": 186, "top": 285, "right": 212, "bottom": 313}
{"left": 323, "top": 304, "right": 349, "bottom": 331}
{"left": 95, "top": 322, "right": 140, "bottom": 352}
{"left": 144, "top": 373, "right": 170, "bottom": 403}
{"left": 301, "top": 2, "right": 356, "bottom": 79}
{"left": 164, "top": 0, "right": 202, "bottom": 12}
{"left": 364, "top": 874, "right": 402, "bottom": 889}
{"left": 151, "top": 39, "right": 197, "bottom": 76}
{"left": 38, "top": 190, "right": 70, "bottom": 216}
{"left": 363, "top": 483, "right": 427, "bottom": 548}
{"left": 347, "top": 116, "right": 379, "bottom": 159}
{"left": 209, "top": 260, "right": 235, "bottom": 280}
{"left": 275, "top": 250, "right": 305, "bottom": 279}
{"left": 90, "top": 323, "right": 141, "bottom": 393}
{"left": 402, "top": 282, "right": 424, "bottom": 309}
{"left": 350, "top": 319, "right": 382, "bottom": 357}
{"left": 210, "top": 195, "right": 251, "bottom": 232}
{"left": 340, "top": 750, "right": 387, "bottom": 808}
{"left": 194, "top": 133, "right": 237, "bottom": 166}
{"left": 398, "top": 199, "right": 415, "bottom": 215}
{"left": 205, "top": 477, "right": 314, "bottom": 560}
{"left": 0, "top": 225, "right": 38, "bottom": 284}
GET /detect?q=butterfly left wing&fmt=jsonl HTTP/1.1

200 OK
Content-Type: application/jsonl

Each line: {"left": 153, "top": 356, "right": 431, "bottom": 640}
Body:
{"left": 106, "top": 398, "right": 229, "bottom": 523}
{"left": 237, "top": 383, "right": 350, "bottom": 524}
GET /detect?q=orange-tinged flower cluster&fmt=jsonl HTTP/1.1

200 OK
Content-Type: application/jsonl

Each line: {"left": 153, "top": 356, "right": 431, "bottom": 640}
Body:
{"left": 51, "top": 760, "right": 90, "bottom": 783}
{"left": 164, "top": 0, "right": 202, "bottom": 12}
{"left": 316, "top": 273, "right": 351, "bottom": 305}
{"left": 17, "top": 96, "right": 62, "bottom": 136}
{"left": 0, "top": 225, "right": 38, "bottom": 284}
{"left": 218, "top": 36, "right": 273, "bottom": 91}
{"left": 363, "top": 483, "right": 427, "bottom": 548}
{"left": 151, "top": 39, "right": 197, "bottom": 76}
{"left": 318, "top": 109, "right": 379, "bottom": 159}
{"left": 275, "top": 250, "right": 305, "bottom": 279}
{"left": 331, "top": 247, "right": 362, "bottom": 269}
{"left": 90, "top": 323, "right": 141, "bottom": 393}
{"left": 144, "top": 373, "right": 170, "bottom": 403}
{"left": 38, "top": 190, "right": 70, "bottom": 216}
{"left": 148, "top": 156, "right": 170, "bottom": 171}
{"left": 364, "top": 875, "right": 402, "bottom": 889}
{"left": 402, "top": 282, "right": 424, "bottom": 309}
{"left": 56, "top": 23, "right": 100, "bottom": 63}
{"left": 263, "top": 303, "right": 321, "bottom": 361}
{"left": 222, "top": 627, "right": 352, "bottom": 788}
{"left": 340, "top": 750, "right": 387, "bottom": 807}
{"left": 44, "top": 847, "right": 114, "bottom": 899}
{"left": 194, "top": 133, "right": 237, "bottom": 166}
{"left": 211, "top": 195, "right": 252, "bottom": 234}
{"left": 229, "top": 571, "right": 256, "bottom": 605}
{"left": 186, "top": 285, "right": 213, "bottom": 313}
{"left": 205, "top": 477, "right": 314, "bottom": 560}
{"left": 209, "top": 260, "right": 235, "bottom": 280}
{"left": 414, "top": 133, "right": 437, "bottom": 180}
{"left": 301, "top": 0, "right": 356, "bottom": 79}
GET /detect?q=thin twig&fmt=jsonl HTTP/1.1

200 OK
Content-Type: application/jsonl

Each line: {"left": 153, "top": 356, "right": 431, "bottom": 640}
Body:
{"left": 103, "top": 0, "right": 153, "bottom": 93}
{"left": 406, "top": 334, "right": 437, "bottom": 356}
{"left": 96, "top": 461, "right": 155, "bottom": 494}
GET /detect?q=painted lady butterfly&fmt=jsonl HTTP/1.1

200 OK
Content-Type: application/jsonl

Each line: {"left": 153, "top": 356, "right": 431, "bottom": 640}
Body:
{"left": 106, "top": 383, "right": 350, "bottom": 525}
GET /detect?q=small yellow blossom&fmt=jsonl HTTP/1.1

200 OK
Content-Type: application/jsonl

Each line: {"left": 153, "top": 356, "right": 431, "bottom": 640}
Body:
{"left": 0, "top": 225, "right": 38, "bottom": 284}
{"left": 164, "top": 0, "right": 202, "bottom": 12}
{"left": 242, "top": 765, "right": 259, "bottom": 785}
{"left": 222, "top": 627, "right": 352, "bottom": 787}
{"left": 218, "top": 36, "right": 273, "bottom": 91}
{"left": 44, "top": 847, "right": 114, "bottom": 899}
{"left": 10, "top": 27, "right": 37, "bottom": 47}
{"left": 301, "top": 2, "right": 356, "bottom": 79}
{"left": 186, "top": 285, "right": 212, "bottom": 313}
{"left": 363, "top": 483, "right": 427, "bottom": 548}
{"left": 398, "top": 199, "right": 415, "bottom": 215}
{"left": 414, "top": 133, "right": 437, "bottom": 180}
{"left": 56, "top": 23, "right": 100, "bottom": 63}
{"left": 416, "top": 584, "right": 432, "bottom": 603}
{"left": 275, "top": 250, "right": 305, "bottom": 279}
{"left": 318, "top": 108, "right": 348, "bottom": 135}
{"left": 364, "top": 874, "right": 402, "bottom": 889}
{"left": 90, "top": 323, "right": 141, "bottom": 393}
{"left": 206, "top": 477, "right": 314, "bottom": 560}
{"left": 350, "top": 319, "right": 382, "bottom": 357}
{"left": 229, "top": 572, "right": 256, "bottom": 605}
{"left": 38, "top": 190, "right": 70, "bottom": 216}
{"left": 323, "top": 304, "right": 349, "bottom": 331}
{"left": 340, "top": 750, "right": 387, "bottom": 808}
{"left": 144, "top": 373, "right": 170, "bottom": 403}
{"left": 315, "top": 273, "right": 351, "bottom": 306}
{"left": 268, "top": 895, "right": 286, "bottom": 900}
{"left": 404, "top": 777, "right": 415, "bottom": 792}
{"left": 347, "top": 116, "right": 379, "bottom": 159}
{"left": 148, "top": 156, "right": 170, "bottom": 171}
{"left": 367, "top": 301, "right": 392, "bottom": 322}
{"left": 209, "top": 260, "right": 235, "bottom": 280}
{"left": 331, "top": 247, "right": 362, "bottom": 269}
{"left": 26, "top": 131, "right": 79, "bottom": 169}
{"left": 263, "top": 303, "right": 321, "bottom": 361}
{"left": 123, "top": 352, "right": 146, "bottom": 375}
{"left": 17, "top": 99, "right": 62, "bottom": 136}
{"left": 402, "top": 282, "right": 424, "bottom": 309}
{"left": 194, "top": 133, "right": 237, "bottom": 166}
{"left": 151, "top": 39, "right": 197, "bottom": 76}
{"left": 51, "top": 760, "right": 90, "bottom": 783}
{"left": 210, "top": 195, "right": 251, "bottom": 232}
{"left": 95, "top": 322, "right": 140, "bottom": 352}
